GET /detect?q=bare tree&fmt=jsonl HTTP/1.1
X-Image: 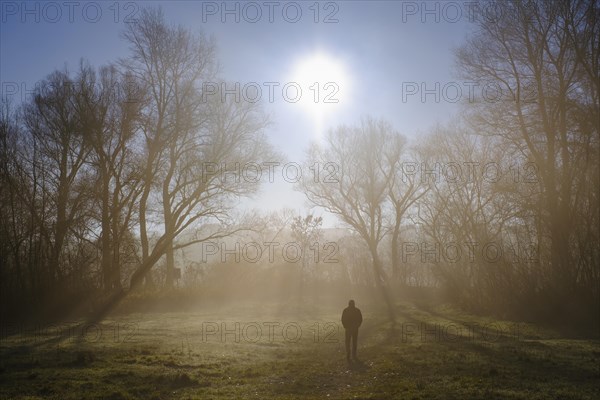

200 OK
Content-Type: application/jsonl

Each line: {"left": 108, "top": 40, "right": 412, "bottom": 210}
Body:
{"left": 455, "top": 0, "right": 599, "bottom": 312}
{"left": 300, "top": 118, "right": 403, "bottom": 323}
{"left": 0, "top": 101, "right": 29, "bottom": 307}
{"left": 121, "top": 8, "right": 276, "bottom": 289}
{"left": 21, "top": 70, "right": 92, "bottom": 291}
{"left": 385, "top": 137, "right": 429, "bottom": 285}
{"left": 291, "top": 214, "right": 323, "bottom": 295}
{"left": 75, "top": 62, "right": 144, "bottom": 291}
{"left": 415, "top": 123, "right": 533, "bottom": 310}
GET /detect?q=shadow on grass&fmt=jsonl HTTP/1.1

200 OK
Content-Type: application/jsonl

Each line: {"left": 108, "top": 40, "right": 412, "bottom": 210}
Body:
{"left": 347, "top": 358, "right": 369, "bottom": 372}
{"left": 2, "top": 302, "right": 599, "bottom": 400}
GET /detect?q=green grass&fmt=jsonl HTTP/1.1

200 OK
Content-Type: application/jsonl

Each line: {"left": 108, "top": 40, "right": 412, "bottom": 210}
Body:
{"left": 1, "top": 302, "right": 598, "bottom": 399}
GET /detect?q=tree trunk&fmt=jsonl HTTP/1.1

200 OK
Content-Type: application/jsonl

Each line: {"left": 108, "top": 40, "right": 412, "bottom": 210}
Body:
{"left": 101, "top": 168, "right": 112, "bottom": 291}
{"left": 369, "top": 241, "right": 395, "bottom": 325}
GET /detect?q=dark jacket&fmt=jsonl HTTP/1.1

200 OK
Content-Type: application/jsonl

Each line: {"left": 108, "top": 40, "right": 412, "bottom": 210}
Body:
{"left": 341, "top": 306, "right": 363, "bottom": 330}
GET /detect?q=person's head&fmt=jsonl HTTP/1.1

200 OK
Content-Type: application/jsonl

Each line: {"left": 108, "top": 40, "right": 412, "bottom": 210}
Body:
{"left": 349, "top": 300, "right": 355, "bottom": 308}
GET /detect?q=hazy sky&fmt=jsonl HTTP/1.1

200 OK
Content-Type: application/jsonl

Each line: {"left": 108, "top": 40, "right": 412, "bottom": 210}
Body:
{"left": 1, "top": 1, "right": 475, "bottom": 224}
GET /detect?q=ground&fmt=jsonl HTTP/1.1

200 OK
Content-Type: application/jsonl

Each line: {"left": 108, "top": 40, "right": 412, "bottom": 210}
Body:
{"left": 1, "top": 301, "right": 598, "bottom": 399}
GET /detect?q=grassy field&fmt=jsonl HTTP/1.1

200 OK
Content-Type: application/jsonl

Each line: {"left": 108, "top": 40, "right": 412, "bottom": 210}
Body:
{"left": 0, "top": 301, "right": 598, "bottom": 399}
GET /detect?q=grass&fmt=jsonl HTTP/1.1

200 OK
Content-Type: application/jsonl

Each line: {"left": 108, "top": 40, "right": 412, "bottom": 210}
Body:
{"left": 0, "top": 301, "right": 598, "bottom": 399}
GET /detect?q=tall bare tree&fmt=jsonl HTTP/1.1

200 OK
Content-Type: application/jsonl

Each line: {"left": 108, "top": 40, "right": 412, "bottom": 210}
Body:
{"left": 456, "top": 0, "right": 599, "bottom": 314}
{"left": 300, "top": 118, "right": 404, "bottom": 323}
{"left": 385, "top": 137, "right": 428, "bottom": 285}
{"left": 22, "top": 70, "right": 92, "bottom": 291}
{"left": 116, "top": 8, "right": 276, "bottom": 294}
{"left": 75, "top": 62, "right": 144, "bottom": 291}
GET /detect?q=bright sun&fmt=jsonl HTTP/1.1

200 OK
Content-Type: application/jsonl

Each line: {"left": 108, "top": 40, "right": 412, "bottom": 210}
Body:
{"left": 290, "top": 52, "right": 351, "bottom": 119}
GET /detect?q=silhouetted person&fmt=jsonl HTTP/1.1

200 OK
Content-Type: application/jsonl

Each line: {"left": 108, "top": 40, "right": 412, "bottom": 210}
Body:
{"left": 341, "top": 299, "right": 362, "bottom": 362}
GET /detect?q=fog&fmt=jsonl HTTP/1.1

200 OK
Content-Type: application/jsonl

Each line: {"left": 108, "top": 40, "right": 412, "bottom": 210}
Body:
{"left": 1, "top": 1, "right": 598, "bottom": 399}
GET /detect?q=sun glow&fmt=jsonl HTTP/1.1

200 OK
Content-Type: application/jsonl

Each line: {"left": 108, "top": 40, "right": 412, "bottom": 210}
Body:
{"left": 290, "top": 52, "right": 351, "bottom": 137}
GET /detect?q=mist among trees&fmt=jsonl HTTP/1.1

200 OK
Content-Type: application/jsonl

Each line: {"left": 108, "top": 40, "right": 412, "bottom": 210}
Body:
{"left": 1, "top": 1, "right": 598, "bottom": 329}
